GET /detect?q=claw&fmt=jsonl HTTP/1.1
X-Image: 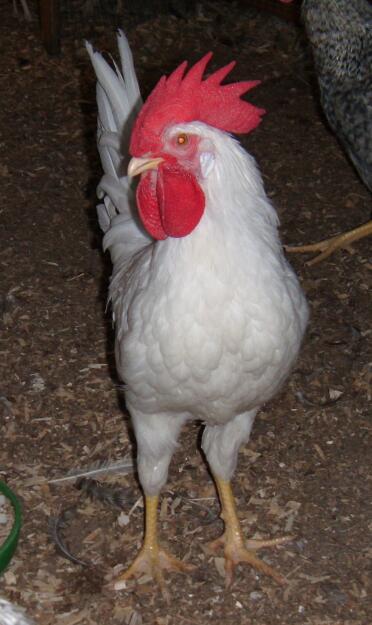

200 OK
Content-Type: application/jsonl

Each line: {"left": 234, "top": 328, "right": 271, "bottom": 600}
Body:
{"left": 284, "top": 220, "right": 372, "bottom": 265}
{"left": 115, "top": 545, "right": 194, "bottom": 602}
{"left": 210, "top": 479, "right": 292, "bottom": 587}
{"left": 207, "top": 532, "right": 291, "bottom": 587}
{"left": 113, "top": 494, "right": 194, "bottom": 602}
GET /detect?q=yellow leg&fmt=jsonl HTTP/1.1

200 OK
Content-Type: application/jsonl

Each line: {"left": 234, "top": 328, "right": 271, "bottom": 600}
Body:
{"left": 285, "top": 220, "right": 372, "bottom": 266}
{"left": 207, "top": 478, "right": 291, "bottom": 587}
{"left": 115, "top": 495, "right": 194, "bottom": 600}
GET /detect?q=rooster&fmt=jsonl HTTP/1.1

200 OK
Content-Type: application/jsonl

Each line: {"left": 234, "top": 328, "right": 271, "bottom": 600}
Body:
{"left": 87, "top": 32, "right": 308, "bottom": 595}
{"left": 281, "top": 0, "right": 372, "bottom": 264}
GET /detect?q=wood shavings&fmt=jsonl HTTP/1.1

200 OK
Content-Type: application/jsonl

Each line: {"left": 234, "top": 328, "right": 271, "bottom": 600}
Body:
{"left": 313, "top": 443, "right": 326, "bottom": 461}
{"left": 117, "top": 511, "right": 130, "bottom": 527}
{"left": 113, "top": 606, "right": 142, "bottom": 624}
{"left": 55, "top": 609, "right": 89, "bottom": 625}
{"left": 183, "top": 497, "right": 220, "bottom": 525}
{"left": 3, "top": 571, "right": 17, "bottom": 586}
{"left": 268, "top": 497, "right": 301, "bottom": 535}
{"left": 170, "top": 495, "right": 182, "bottom": 515}
{"left": 298, "top": 573, "right": 331, "bottom": 584}
{"left": 213, "top": 557, "right": 226, "bottom": 579}
{"left": 160, "top": 497, "right": 169, "bottom": 521}
{"left": 241, "top": 448, "right": 262, "bottom": 463}
{"left": 295, "top": 389, "right": 344, "bottom": 408}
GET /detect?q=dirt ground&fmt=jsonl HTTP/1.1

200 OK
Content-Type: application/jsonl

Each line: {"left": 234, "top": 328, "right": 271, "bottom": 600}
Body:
{"left": 0, "top": 1, "right": 371, "bottom": 624}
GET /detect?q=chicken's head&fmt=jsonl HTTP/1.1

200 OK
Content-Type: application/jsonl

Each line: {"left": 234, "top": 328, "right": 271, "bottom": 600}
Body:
{"left": 128, "top": 54, "right": 265, "bottom": 240}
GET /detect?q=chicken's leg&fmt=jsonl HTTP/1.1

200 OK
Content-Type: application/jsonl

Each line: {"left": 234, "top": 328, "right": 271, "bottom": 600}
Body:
{"left": 285, "top": 220, "right": 372, "bottom": 266}
{"left": 115, "top": 494, "right": 194, "bottom": 598}
{"left": 207, "top": 478, "right": 291, "bottom": 586}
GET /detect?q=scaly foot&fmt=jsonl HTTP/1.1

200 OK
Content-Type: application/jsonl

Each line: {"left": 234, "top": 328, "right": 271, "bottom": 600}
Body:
{"left": 206, "top": 531, "right": 292, "bottom": 587}
{"left": 117, "top": 544, "right": 193, "bottom": 584}
{"left": 285, "top": 220, "right": 372, "bottom": 266}
{"left": 113, "top": 495, "right": 194, "bottom": 602}
{"left": 211, "top": 478, "right": 292, "bottom": 587}
{"left": 115, "top": 544, "right": 194, "bottom": 600}
{"left": 285, "top": 235, "right": 352, "bottom": 266}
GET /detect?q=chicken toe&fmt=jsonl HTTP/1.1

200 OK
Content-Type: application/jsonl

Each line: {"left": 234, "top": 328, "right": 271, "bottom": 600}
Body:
{"left": 209, "top": 478, "right": 292, "bottom": 586}
{"left": 207, "top": 531, "right": 290, "bottom": 587}
{"left": 285, "top": 220, "right": 372, "bottom": 265}
{"left": 116, "top": 543, "right": 194, "bottom": 600}
{"left": 114, "top": 495, "right": 194, "bottom": 601}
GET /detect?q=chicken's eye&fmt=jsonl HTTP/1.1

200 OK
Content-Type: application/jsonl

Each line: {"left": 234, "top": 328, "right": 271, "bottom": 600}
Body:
{"left": 176, "top": 133, "right": 188, "bottom": 146}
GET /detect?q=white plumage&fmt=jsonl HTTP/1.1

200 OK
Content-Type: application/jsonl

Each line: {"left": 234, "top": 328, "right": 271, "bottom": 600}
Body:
{"left": 87, "top": 32, "right": 309, "bottom": 591}
{"left": 0, "top": 598, "right": 35, "bottom": 625}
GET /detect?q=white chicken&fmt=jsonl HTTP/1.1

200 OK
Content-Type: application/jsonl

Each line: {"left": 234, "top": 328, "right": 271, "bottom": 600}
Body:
{"left": 87, "top": 32, "right": 308, "bottom": 594}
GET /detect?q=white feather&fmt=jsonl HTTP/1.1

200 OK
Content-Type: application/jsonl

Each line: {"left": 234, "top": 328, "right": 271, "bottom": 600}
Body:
{"left": 48, "top": 456, "right": 134, "bottom": 484}
{"left": 0, "top": 598, "right": 35, "bottom": 625}
{"left": 86, "top": 33, "right": 150, "bottom": 271}
{"left": 199, "top": 151, "right": 215, "bottom": 178}
{"left": 117, "top": 30, "right": 141, "bottom": 112}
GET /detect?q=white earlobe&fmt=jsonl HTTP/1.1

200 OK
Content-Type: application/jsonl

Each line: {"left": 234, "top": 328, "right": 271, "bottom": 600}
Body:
{"left": 199, "top": 151, "right": 215, "bottom": 178}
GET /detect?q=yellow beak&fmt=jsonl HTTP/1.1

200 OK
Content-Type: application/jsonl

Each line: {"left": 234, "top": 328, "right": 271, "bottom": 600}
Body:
{"left": 127, "top": 156, "right": 164, "bottom": 178}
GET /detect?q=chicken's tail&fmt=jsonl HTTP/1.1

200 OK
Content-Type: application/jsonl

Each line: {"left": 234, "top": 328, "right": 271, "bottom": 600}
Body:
{"left": 86, "top": 31, "right": 151, "bottom": 267}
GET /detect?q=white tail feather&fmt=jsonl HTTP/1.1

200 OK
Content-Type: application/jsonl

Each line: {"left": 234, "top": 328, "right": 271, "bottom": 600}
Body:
{"left": 117, "top": 30, "right": 142, "bottom": 113}
{"left": 86, "top": 32, "right": 151, "bottom": 269}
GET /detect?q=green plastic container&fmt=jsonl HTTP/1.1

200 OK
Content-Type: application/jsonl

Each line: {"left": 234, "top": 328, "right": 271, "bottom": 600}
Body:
{"left": 0, "top": 480, "right": 22, "bottom": 573}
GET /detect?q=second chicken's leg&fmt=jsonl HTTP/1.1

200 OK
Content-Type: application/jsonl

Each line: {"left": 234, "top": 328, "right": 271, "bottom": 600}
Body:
{"left": 115, "top": 494, "right": 193, "bottom": 599}
{"left": 207, "top": 478, "right": 291, "bottom": 586}
{"left": 285, "top": 220, "right": 372, "bottom": 265}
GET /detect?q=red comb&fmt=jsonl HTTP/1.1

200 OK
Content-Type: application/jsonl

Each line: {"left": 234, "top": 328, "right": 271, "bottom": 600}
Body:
{"left": 130, "top": 53, "right": 265, "bottom": 156}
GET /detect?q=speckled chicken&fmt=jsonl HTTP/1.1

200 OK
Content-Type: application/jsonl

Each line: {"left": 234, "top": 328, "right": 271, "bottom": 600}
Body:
{"left": 87, "top": 32, "right": 308, "bottom": 595}
{"left": 284, "top": 0, "right": 372, "bottom": 263}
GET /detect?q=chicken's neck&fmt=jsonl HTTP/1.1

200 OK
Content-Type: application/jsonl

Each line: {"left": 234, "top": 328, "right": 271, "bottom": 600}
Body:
{"left": 150, "top": 132, "right": 283, "bottom": 286}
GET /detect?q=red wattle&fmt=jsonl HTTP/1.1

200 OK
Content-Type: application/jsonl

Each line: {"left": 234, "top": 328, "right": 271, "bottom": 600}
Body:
{"left": 136, "top": 170, "right": 167, "bottom": 240}
{"left": 156, "top": 163, "right": 205, "bottom": 238}
{"left": 136, "top": 163, "right": 205, "bottom": 240}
